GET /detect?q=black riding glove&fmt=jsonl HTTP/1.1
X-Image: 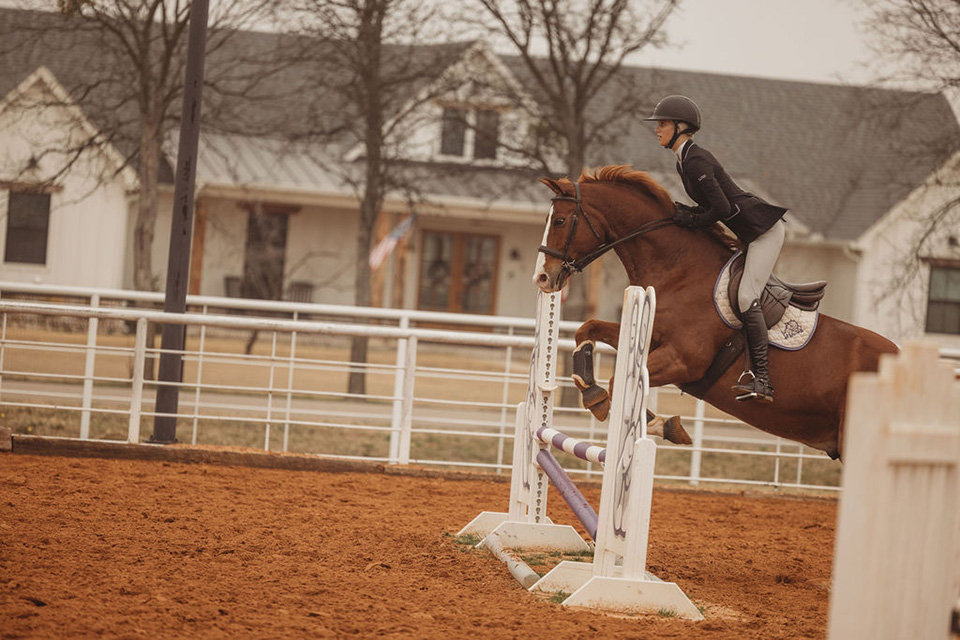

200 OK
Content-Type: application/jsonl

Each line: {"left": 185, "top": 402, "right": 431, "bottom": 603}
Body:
{"left": 672, "top": 202, "right": 699, "bottom": 228}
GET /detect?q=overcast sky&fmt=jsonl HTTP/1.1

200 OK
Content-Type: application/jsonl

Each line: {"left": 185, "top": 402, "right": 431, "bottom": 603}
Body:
{"left": 632, "top": 0, "right": 876, "bottom": 85}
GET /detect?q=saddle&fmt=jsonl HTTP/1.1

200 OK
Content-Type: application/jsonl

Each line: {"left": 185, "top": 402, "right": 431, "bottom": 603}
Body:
{"left": 679, "top": 253, "right": 827, "bottom": 400}
{"left": 726, "top": 252, "right": 827, "bottom": 328}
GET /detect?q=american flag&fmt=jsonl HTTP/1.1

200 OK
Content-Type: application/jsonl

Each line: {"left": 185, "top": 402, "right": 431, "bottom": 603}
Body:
{"left": 368, "top": 215, "right": 415, "bottom": 270}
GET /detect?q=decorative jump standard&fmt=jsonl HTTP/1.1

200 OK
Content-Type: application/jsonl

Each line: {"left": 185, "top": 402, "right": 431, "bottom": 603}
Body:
{"left": 460, "top": 286, "right": 702, "bottom": 620}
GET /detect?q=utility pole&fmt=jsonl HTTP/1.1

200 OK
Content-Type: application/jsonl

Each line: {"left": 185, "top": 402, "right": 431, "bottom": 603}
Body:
{"left": 150, "top": 0, "right": 209, "bottom": 444}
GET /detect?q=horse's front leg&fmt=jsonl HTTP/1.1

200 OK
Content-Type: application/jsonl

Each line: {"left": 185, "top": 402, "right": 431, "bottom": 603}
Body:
{"left": 573, "top": 321, "right": 692, "bottom": 445}
{"left": 572, "top": 320, "right": 619, "bottom": 421}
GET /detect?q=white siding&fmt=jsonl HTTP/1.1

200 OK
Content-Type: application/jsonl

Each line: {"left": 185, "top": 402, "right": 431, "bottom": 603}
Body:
{"left": 0, "top": 72, "right": 131, "bottom": 289}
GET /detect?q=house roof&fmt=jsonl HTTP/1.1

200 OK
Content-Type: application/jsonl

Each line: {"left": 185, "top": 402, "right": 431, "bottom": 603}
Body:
{"left": 2, "top": 6, "right": 958, "bottom": 243}
{"left": 581, "top": 65, "right": 960, "bottom": 241}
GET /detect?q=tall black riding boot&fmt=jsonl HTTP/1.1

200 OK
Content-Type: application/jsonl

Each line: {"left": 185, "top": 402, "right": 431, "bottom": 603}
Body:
{"left": 732, "top": 300, "right": 775, "bottom": 402}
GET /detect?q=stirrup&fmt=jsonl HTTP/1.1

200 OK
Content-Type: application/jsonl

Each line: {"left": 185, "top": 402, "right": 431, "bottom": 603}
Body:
{"left": 732, "top": 370, "right": 774, "bottom": 403}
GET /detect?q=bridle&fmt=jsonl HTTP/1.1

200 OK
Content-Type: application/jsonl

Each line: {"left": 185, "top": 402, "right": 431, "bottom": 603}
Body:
{"left": 538, "top": 181, "right": 677, "bottom": 276}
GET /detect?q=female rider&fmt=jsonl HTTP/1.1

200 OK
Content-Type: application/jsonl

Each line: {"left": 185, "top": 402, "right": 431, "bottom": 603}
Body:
{"left": 645, "top": 95, "right": 787, "bottom": 403}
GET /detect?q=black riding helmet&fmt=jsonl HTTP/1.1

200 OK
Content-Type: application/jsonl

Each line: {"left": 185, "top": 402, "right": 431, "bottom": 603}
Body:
{"left": 644, "top": 95, "right": 701, "bottom": 148}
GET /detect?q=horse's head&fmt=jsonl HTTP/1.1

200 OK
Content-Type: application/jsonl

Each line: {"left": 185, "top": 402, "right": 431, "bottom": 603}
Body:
{"left": 533, "top": 167, "right": 679, "bottom": 293}
{"left": 532, "top": 176, "right": 605, "bottom": 293}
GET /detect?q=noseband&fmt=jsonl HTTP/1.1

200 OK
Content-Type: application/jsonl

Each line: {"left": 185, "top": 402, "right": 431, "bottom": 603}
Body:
{"left": 538, "top": 182, "right": 677, "bottom": 276}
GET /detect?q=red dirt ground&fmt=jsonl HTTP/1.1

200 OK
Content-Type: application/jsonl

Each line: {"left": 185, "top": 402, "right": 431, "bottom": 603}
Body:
{"left": 1, "top": 452, "right": 837, "bottom": 639}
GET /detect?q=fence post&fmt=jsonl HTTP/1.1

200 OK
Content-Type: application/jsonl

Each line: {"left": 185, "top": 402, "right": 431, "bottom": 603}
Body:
{"left": 495, "top": 328, "right": 515, "bottom": 473}
{"left": 828, "top": 340, "right": 960, "bottom": 639}
{"left": 283, "top": 320, "right": 297, "bottom": 453}
{"left": 127, "top": 317, "right": 148, "bottom": 443}
{"left": 689, "top": 398, "right": 705, "bottom": 485}
{"left": 397, "top": 336, "right": 418, "bottom": 464}
{"left": 388, "top": 317, "right": 410, "bottom": 463}
{"left": 80, "top": 294, "right": 100, "bottom": 439}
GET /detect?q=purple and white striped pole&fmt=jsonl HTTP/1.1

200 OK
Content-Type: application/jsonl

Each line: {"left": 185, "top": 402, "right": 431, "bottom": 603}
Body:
{"left": 535, "top": 425, "right": 606, "bottom": 465}
{"left": 535, "top": 448, "right": 599, "bottom": 540}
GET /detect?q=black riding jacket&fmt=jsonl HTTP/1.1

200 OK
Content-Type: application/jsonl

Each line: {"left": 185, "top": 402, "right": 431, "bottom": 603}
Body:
{"left": 677, "top": 142, "right": 787, "bottom": 244}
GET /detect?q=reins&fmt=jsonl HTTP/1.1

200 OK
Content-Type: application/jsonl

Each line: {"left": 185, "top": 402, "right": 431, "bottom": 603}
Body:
{"left": 538, "top": 182, "right": 676, "bottom": 274}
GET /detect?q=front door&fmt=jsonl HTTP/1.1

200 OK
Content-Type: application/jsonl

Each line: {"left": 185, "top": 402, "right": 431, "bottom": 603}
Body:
{"left": 242, "top": 210, "right": 288, "bottom": 300}
{"left": 418, "top": 230, "right": 499, "bottom": 314}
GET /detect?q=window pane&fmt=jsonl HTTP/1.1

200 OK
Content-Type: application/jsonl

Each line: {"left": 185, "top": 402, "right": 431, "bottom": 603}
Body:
{"left": 926, "top": 301, "right": 945, "bottom": 333}
{"left": 474, "top": 109, "right": 500, "bottom": 160}
{"left": 941, "top": 303, "right": 960, "bottom": 334}
{"left": 929, "top": 268, "right": 947, "bottom": 299}
{"left": 419, "top": 232, "right": 452, "bottom": 310}
{"left": 461, "top": 236, "right": 497, "bottom": 313}
{"left": 5, "top": 191, "right": 51, "bottom": 265}
{"left": 440, "top": 108, "right": 466, "bottom": 156}
{"left": 926, "top": 301, "right": 960, "bottom": 335}
{"left": 947, "top": 268, "right": 960, "bottom": 301}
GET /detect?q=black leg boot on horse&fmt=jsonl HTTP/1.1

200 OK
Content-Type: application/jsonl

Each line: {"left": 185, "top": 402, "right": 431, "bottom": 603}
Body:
{"left": 572, "top": 340, "right": 692, "bottom": 444}
{"left": 733, "top": 299, "right": 775, "bottom": 402}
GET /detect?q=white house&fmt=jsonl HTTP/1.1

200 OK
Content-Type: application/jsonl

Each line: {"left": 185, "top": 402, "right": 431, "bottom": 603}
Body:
{"left": 1, "top": 7, "right": 958, "bottom": 350}
{"left": 0, "top": 67, "right": 137, "bottom": 290}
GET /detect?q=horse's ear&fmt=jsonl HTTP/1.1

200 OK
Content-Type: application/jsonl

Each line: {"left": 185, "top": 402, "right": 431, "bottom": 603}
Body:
{"left": 539, "top": 177, "right": 564, "bottom": 196}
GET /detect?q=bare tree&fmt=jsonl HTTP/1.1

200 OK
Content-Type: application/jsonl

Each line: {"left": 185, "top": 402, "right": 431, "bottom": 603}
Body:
{"left": 860, "top": 0, "right": 960, "bottom": 335}
{"left": 0, "top": 2, "right": 283, "bottom": 376}
{"left": 280, "top": 0, "right": 468, "bottom": 394}
{"left": 471, "top": 0, "right": 678, "bottom": 322}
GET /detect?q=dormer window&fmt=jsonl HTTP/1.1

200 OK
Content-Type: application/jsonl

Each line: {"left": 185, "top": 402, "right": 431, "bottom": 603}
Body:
{"left": 474, "top": 110, "right": 500, "bottom": 160}
{"left": 440, "top": 108, "right": 467, "bottom": 156}
{"left": 439, "top": 106, "right": 501, "bottom": 160}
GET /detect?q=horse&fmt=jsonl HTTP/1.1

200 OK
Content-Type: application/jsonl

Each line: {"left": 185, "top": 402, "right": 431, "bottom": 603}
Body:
{"left": 533, "top": 165, "right": 899, "bottom": 460}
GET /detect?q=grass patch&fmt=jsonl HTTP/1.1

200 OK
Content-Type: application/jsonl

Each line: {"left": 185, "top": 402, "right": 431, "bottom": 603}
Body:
{"left": 444, "top": 532, "right": 482, "bottom": 549}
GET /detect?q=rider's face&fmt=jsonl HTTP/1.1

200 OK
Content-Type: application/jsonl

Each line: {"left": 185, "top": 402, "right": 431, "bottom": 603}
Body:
{"left": 654, "top": 119, "right": 676, "bottom": 148}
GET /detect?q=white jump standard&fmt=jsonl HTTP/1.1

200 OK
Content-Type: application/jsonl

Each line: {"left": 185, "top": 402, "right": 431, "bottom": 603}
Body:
{"left": 460, "top": 286, "right": 702, "bottom": 620}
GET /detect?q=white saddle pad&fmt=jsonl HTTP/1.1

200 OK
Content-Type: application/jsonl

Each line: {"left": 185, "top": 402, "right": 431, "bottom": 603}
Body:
{"left": 713, "top": 252, "right": 819, "bottom": 351}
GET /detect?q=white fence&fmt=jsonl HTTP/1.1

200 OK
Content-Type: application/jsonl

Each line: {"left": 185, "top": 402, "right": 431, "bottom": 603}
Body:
{"left": 2, "top": 281, "right": 953, "bottom": 490}
{"left": 828, "top": 341, "right": 960, "bottom": 639}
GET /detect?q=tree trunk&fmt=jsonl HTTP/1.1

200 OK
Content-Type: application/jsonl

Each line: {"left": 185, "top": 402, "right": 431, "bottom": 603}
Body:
{"left": 134, "top": 114, "right": 162, "bottom": 380}
{"left": 347, "top": 2, "right": 386, "bottom": 398}
{"left": 347, "top": 212, "right": 374, "bottom": 395}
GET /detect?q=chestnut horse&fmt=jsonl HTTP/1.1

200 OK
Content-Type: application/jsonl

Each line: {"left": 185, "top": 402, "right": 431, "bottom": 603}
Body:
{"left": 533, "top": 166, "right": 898, "bottom": 460}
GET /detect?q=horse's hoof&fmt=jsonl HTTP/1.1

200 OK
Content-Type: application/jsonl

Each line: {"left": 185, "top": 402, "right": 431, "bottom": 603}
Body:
{"left": 579, "top": 384, "right": 611, "bottom": 421}
{"left": 579, "top": 384, "right": 608, "bottom": 409}
{"left": 588, "top": 399, "right": 610, "bottom": 422}
{"left": 663, "top": 415, "right": 693, "bottom": 445}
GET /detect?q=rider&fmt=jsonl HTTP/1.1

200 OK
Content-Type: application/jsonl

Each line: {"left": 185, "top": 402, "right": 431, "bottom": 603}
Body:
{"left": 644, "top": 95, "right": 787, "bottom": 403}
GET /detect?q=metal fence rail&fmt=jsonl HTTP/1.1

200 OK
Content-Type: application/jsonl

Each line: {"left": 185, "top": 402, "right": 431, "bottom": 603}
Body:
{"left": 5, "top": 282, "right": 946, "bottom": 491}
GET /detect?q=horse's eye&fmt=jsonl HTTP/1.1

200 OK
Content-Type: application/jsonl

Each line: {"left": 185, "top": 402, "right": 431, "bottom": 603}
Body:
{"left": 552, "top": 217, "right": 565, "bottom": 228}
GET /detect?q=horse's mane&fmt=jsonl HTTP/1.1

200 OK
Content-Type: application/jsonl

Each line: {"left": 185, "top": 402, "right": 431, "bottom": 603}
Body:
{"left": 574, "top": 165, "right": 741, "bottom": 252}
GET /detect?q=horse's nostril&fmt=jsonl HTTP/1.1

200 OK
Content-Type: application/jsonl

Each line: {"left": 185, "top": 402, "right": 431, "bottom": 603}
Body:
{"left": 537, "top": 273, "right": 549, "bottom": 284}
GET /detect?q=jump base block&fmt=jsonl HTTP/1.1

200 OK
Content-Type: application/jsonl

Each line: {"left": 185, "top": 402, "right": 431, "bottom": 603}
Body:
{"left": 564, "top": 575, "right": 703, "bottom": 621}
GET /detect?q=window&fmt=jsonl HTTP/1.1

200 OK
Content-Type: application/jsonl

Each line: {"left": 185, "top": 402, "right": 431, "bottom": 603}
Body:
{"left": 439, "top": 107, "right": 501, "bottom": 159}
{"left": 418, "top": 230, "right": 499, "bottom": 314}
{"left": 474, "top": 109, "right": 500, "bottom": 160}
{"left": 4, "top": 190, "right": 51, "bottom": 265}
{"left": 926, "top": 265, "right": 960, "bottom": 334}
{"left": 440, "top": 108, "right": 466, "bottom": 156}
